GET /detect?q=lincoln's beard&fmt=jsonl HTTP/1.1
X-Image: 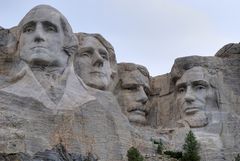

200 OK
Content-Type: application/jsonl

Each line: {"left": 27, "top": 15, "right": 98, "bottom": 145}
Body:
{"left": 182, "top": 111, "right": 208, "bottom": 128}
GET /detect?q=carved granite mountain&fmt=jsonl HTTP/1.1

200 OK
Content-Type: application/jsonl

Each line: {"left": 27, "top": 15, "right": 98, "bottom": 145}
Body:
{"left": 1, "top": 4, "right": 240, "bottom": 161}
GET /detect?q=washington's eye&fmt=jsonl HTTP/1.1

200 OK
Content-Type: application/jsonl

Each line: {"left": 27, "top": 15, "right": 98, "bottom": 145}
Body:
{"left": 23, "top": 26, "right": 35, "bottom": 33}
{"left": 46, "top": 26, "right": 57, "bottom": 32}
{"left": 43, "top": 21, "right": 58, "bottom": 33}
{"left": 45, "top": 25, "right": 57, "bottom": 32}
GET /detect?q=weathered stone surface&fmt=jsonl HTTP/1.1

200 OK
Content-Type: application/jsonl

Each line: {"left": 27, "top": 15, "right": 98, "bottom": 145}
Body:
{"left": 1, "top": 4, "right": 240, "bottom": 161}
{"left": 0, "top": 5, "right": 132, "bottom": 161}
{"left": 0, "top": 143, "right": 98, "bottom": 161}
{"left": 167, "top": 55, "right": 240, "bottom": 161}
{"left": 215, "top": 42, "right": 240, "bottom": 58}
{"left": 149, "top": 74, "right": 175, "bottom": 128}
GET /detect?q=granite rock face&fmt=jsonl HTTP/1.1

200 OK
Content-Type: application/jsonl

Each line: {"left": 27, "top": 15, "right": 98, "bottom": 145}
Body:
{"left": 1, "top": 4, "right": 240, "bottom": 161}
{"left": 0, "top": 143, "right": 97, "bottom": 161}
{"left": 0, "top": 5, "right": 131, "bottom": 161}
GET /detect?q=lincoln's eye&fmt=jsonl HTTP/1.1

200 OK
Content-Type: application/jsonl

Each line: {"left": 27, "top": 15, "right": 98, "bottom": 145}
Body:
{"left": 178, "top": 87, "right": 186, "bottom": 93}
{"left": 125, "top": 85, "right": 138, "bottom": 91}
{"left": 195, "top": 85, "right": 206, "bottom": 91}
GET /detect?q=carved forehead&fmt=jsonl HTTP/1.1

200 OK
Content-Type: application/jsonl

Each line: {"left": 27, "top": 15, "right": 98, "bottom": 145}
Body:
{"left": 176, "top": 66, "right": 210, "bottom": 85}
{"left": 19, "top": 5, "right": 62, "bottom": 28}
{"left": 79, "top": 36, "right": 105, "bottom": 48}
{"left": 118, "top": 63, "right": 150, "bottom": 88}
{"left": 76, "top": 32, "right": 117, "bottom": 68}
{"left": 121, "top": 70, "right": 149, "bottom": 85}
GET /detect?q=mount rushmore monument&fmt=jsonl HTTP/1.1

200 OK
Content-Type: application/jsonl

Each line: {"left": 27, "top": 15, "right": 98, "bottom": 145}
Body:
{"left": 0, "top": 4, "right": 240, "bottom": 161}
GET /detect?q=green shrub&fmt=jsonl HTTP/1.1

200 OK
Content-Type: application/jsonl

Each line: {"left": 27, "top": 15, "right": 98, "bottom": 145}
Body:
{"left": 181, "top": 131, "right": 201, "bottom": 161}
{"left": 164, "top": 150, "right": 182, "bottom": 159}
{"left": 127, "top": 147, "right": 144, "bottom": 161}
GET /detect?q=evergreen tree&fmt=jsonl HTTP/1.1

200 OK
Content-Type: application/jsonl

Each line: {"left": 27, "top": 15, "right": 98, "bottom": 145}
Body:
{"left": 234, "top": 154, "right": 240, "bottom": 161}
{"left": 127, "top": 147, "right": 144, "bottom": 161}
{"left": 181, "top": 131, "right": 201, "bottom": 161}
{"left": 156, "top": 139, "right": 164, "bottom": 155}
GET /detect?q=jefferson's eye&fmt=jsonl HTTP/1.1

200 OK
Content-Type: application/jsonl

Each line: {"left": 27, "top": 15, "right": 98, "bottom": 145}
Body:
{"left": 81, "top": 52, "right": 90, "bottom": 57}
{"left": 100, "top": 51, "right": 108, "bottom": 60}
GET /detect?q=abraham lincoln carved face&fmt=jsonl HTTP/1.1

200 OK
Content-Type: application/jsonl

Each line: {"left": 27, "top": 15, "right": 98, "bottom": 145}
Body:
{"left": 175, "top": 66, "right": 218, "bottom": 127}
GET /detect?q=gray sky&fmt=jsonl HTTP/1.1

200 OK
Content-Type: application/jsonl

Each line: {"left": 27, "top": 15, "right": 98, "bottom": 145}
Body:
{"left": 1, "top": 0, "right": 239, "bottom": 76}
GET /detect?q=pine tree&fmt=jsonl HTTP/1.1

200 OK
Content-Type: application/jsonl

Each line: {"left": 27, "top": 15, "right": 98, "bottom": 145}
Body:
{"left": 127, "top": 147, "right": 144, "bottom": 161}
{"left": 234, "top": 154, "right": 240, "bottom": 161}
{"left": 181, "top": 131, "right": 201, "bottom": 161}
{"left": 156, "top": 139, "right": 164, "bottom": 155}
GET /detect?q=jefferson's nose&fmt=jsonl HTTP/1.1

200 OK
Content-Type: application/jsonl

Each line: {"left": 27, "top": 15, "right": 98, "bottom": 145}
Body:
{"left": 92, "top": 52, "right": 104, "bottom": 67}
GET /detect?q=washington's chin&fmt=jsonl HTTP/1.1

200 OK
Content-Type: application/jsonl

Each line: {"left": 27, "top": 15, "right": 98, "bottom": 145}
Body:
{"left": 128, "top": 112, "right": 147, "bottom": 125}
{"left": 21, "top": 52, "right": 53, "bottom": 65}
{"left": 30, "top": 57, "right": 53, "bottom": 66}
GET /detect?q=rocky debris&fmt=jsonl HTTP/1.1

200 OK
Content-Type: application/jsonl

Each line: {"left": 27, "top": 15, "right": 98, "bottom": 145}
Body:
{"left": 0, "top": 143, "right": 97, "bottom": 161}
{"left": 215, "top": 42, "right": 240, "bottom": 57}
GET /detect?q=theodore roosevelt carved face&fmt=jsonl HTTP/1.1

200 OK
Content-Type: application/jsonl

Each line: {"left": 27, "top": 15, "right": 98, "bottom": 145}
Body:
{"left": 116, "top": 63, "right": 150, "bottom": 125}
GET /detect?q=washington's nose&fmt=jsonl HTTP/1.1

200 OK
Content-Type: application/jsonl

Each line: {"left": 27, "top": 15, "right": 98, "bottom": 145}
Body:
{"left": 34, "top": 36, "right": 44, "bottom": 43}
{"left": 136, "top": 86, "right": 148, "bottom": 104}
{"left": 34, "top": 24, "right": 45, "bottom": 43}
{"left": 184, "top": 87, "right": 195, "bottom": 103}
{"left": 92, "top": 52, "right": 104, "bottom": 67}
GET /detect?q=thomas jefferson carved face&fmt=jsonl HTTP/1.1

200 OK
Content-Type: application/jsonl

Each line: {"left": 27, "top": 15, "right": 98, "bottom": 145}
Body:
{"left": 19, "top": 6, "right": 67, "bottom": 67}
{"left": 74, "top": 36, "right": 112, "bottom": 90}
{"left": 116, "top": 64, "right": 150, "bottom": 125}
{"left": 175, "top": 66, "right": 217, "bottom": 127}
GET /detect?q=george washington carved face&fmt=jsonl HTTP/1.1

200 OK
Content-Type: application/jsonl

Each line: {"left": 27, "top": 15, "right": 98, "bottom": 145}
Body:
{"left": 18, "top": 5, "right": 75, "bottom": 67}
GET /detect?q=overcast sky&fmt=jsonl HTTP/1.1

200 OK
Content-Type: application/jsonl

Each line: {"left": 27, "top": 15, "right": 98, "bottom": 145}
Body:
{"left": 1, "top": 0, "right": 239, "bottom": 76}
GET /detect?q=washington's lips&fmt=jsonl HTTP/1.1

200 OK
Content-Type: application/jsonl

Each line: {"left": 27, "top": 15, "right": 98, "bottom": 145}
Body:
{"left": 90, "top": 71, "right": 105, "bottom": 76}
{"left": 31, "top": 46, "right": 47, "bottom": 50}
